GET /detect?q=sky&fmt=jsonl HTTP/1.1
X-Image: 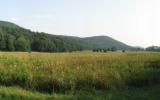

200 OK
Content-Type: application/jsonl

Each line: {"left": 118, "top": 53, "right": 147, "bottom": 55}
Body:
{"left": 0, "top": 0, "right": 160, "bottom": 47}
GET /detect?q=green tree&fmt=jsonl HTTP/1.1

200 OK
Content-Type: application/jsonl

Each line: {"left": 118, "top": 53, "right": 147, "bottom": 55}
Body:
{"left": 0, "top": 33, "right": 7, "bottom": 50}
{"left": 6, "top": 35, "right": 16, "bottom": 51}
{"left": 31, "top": 37, "right": 56, "bottom": 52}
{"left": 15, "top": 36, "right": 30, "bottom": 51}
{"left": 111, "top": 47, "right": 117, "bottom": 52}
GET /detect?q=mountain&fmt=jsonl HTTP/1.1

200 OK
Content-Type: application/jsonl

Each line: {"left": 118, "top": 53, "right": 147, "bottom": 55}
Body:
{"left": 0, "top": 21, "right": 133, "bottom": 52}
{"left": 0, "top": 21, "right": 20, "bottom": 29}
{"left": 83, "top": 36, "right": 132, "bottom": 50}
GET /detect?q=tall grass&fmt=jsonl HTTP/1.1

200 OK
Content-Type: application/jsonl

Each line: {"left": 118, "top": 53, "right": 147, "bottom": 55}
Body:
{"left": 1, "top": 85, "right": 160, "bottom": 100}
{"left": 0, "top": 52, "right": 160, "bottom": 93}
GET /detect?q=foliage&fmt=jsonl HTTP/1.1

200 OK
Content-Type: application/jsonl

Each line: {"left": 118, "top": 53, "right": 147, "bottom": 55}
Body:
{"left": 146, "top": 46, "right": 160, "bottom": 52}
{"left": 6, "top": 35, "right": 16, "bottom": 51}
{"left": 15, "top": 36, "right": 30, "bottom": 51}
{"left": 0, "top": 24, "right": 89, "bottom": 52}
{"left": 0, "top": 21, "right": 135, "bottom": 52}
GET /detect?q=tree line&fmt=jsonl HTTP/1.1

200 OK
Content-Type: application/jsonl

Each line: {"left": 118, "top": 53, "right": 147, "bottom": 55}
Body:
{"left": 93, "top": 47, "right": 118, "bottom": 52}
{"left": 0, "top": 26, "right": 87, "bottom": 52}
{"left": 146, "top": 46, "right": 160, "bottom": 52}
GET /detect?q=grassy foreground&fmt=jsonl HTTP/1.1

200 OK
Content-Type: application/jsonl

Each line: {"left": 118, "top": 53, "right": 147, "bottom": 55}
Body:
{"left": 0, "top": 51, "right": 160, "bottom": 99}
{"left": 0, "top": 85, "right": 160, "bottom": 100}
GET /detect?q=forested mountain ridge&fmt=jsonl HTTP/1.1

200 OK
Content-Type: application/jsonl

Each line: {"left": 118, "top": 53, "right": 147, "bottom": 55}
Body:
{"left": 0, "top": 21, "right": 20, "bottom": 29}
{"left": 0, "top": 21, "right": 133, "bottom": 52}
{"left": 83, "top": 36, "right": 132, "bottom": 50}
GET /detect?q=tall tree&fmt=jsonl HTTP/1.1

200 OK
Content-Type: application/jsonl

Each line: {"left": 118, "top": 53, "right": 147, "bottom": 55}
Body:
{"left": 6, "top": 35, "right": 16, "bottom": 51}
{"left": 0, "top": 33, "right": 7, "bottom": 50}
{"left": 15, "top": 36, "right": 30, "bottom": 51}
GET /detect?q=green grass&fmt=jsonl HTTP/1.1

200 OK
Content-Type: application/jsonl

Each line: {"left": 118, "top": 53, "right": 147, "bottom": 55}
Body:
{"left": 0, "top": 85, "right": 160, "bottom": 100}
{"left": 0, "top": 86, "right": 52, "bottom": 100}
{"left": 0, "top": 51, "right": 160, "bottom": 99}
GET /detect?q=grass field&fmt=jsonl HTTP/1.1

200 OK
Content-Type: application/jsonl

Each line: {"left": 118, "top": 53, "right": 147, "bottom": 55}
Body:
{"left": 0, "top": 51, "right": 160, "bottom": 99}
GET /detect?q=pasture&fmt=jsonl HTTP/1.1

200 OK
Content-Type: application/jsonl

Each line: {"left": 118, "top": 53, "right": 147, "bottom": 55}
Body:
{"left": 0, "top": 51, "right": 160, "bottom": 99}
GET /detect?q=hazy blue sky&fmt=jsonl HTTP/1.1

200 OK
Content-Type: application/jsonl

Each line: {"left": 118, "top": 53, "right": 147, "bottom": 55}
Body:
{"left": 0, "top": 0, "right": 160, "bottom": 47}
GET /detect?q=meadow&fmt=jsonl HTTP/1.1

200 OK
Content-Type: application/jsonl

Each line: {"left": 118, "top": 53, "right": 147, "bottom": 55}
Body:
{"left": 0, "top": 51, "right": 160, "bottom": 99}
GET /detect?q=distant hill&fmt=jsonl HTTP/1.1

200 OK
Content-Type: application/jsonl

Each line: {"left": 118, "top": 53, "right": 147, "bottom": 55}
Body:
{"left": 0, "top": 21, "right": 133, "bottom": 52}
{"left": 83, "top": 36, "right": 133, "bottom": 50}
